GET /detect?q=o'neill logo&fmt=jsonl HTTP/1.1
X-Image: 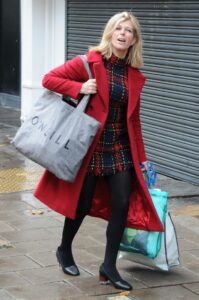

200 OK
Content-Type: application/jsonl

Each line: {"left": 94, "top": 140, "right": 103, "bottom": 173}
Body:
{"left": 31, "top": 116, "right": 70, "bottom": 150}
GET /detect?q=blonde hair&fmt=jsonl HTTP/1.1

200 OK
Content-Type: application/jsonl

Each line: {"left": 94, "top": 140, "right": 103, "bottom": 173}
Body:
{"left": 90, "top": 11, "right": 143, "bottom": 68}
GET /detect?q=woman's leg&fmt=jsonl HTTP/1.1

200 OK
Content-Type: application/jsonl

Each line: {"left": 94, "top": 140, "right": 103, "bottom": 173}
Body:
{"left": 103, "top": 170, "right": 134, "bottom": 279}
{"left": 58, "top": 173, "right": 98, "bottom": 267}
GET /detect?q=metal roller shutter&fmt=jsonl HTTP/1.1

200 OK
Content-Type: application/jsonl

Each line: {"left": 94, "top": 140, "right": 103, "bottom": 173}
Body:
{"left": 66, "top": 0, "right": 199, "bottom": 184}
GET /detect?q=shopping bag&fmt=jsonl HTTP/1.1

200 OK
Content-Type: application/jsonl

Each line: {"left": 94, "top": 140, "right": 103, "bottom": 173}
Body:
{"left": 12, "top": 55, "right": 101, "bottom": 182}
{"left": 120, "top": 188, "right": 168, "bottom": 258}
{"left": 119, "top": 212, "right": 180, "bottom": 271}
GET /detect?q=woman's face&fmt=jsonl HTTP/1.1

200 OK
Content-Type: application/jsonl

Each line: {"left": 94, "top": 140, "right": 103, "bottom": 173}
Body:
{"left": 111, "top": 20, "right": 136, "bottom": 58}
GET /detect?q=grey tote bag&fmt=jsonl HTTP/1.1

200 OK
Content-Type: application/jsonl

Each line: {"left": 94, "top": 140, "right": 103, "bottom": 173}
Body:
{"left": 12, "top": 55, "right": 101, "bottom": 182}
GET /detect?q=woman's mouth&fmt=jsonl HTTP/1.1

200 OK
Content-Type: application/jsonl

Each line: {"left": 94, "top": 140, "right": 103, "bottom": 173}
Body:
{"left": 117, "top": 38, "right": 126, "bottom": 43}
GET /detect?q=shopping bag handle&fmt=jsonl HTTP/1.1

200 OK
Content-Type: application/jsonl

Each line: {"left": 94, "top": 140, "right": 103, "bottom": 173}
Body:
{"left": 76, "top": 55, "right": 93, "bottom": 112}
{"left": 80, "top": 55, "right": 93, "bottom": 79}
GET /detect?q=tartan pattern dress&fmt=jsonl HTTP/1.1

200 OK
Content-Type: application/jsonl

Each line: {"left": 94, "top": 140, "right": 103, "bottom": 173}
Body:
{"left": 87, "top": 54, "right": 133, "bottom": 176}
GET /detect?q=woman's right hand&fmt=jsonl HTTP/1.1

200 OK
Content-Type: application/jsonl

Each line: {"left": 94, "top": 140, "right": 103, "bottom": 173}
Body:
{"left": 80, "top": 79, "right": 97, "bottom": 95}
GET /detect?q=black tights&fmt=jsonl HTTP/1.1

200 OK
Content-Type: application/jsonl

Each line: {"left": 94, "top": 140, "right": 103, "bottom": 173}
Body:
{"left": 59, "top": 170, "right": 134, "bottom": 279}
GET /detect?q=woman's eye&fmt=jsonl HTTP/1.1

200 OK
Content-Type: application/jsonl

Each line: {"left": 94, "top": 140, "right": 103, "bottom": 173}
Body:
{"left": 115, "top": 26, "right": 133, "bottom": 33}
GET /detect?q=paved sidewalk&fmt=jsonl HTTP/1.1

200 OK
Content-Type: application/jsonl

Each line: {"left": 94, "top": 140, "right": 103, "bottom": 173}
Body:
{"left": 0, "top": 107, "right": 199, "bottom": 300}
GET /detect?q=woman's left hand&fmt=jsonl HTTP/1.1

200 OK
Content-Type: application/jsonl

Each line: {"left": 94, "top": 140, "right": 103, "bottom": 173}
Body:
{"left": 140, "top": 161, "right": 148, "bottom": 172}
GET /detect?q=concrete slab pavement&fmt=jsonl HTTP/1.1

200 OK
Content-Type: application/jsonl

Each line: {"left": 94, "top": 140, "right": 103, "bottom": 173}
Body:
{"left": 0, "top": 107, "right": 199, "bottom": 300}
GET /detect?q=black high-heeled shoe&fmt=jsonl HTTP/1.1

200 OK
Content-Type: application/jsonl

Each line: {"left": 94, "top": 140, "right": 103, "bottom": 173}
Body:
{"left": 56, "top": 247, "right": 80, "bottom": 276}
{"left": 99, "top": 264, "right": 132, "bottom": 291}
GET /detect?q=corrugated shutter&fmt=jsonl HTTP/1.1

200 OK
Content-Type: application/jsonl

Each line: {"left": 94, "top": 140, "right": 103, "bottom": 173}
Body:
{"left": 66, "top": 0, "right": 199, "bottom": 184}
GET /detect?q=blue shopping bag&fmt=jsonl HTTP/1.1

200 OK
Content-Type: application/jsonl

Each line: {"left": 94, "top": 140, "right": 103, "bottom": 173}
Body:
{"left": 120, "top": 165, "right": 168, "bottom": 258}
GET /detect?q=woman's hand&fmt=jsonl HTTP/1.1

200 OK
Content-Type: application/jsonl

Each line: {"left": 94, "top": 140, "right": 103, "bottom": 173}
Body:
{"left": 140, "top": 161, "right": 148, "bottom": 172}
{"left": 80, "top": 79, "right": 97, "bottom": 94}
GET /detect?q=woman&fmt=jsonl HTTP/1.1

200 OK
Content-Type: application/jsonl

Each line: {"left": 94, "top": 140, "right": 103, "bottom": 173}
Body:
{"left": 34, "top": 11, "right": 163, "bottom": 291}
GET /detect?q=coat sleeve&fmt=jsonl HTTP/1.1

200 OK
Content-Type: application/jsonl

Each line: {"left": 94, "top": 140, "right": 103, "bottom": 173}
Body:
{"left": 42, "top": 56, "right": 89, "bottom": 99}
{"left": 133, "top": 97, "right": 147, "bottom": 163}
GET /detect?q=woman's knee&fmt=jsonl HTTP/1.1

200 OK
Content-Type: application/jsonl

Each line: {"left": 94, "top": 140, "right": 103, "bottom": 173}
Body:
{"left": 111, "top": 194, "right": 130, "bottom": 214}
{"left": 76, "top": 173, "right": 98, "bottom": 217}
{"left": 77, "top": 193, "right": 93, "bottom": 217}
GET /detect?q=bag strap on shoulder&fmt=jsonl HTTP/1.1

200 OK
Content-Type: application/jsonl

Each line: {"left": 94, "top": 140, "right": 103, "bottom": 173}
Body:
{"left": 79, "top": 55, "right": 93, "bottom": 79}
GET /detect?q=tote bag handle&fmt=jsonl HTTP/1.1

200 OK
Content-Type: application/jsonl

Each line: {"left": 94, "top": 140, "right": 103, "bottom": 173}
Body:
{"left": 76, "top": 55, "right": 94, "bottom": 112}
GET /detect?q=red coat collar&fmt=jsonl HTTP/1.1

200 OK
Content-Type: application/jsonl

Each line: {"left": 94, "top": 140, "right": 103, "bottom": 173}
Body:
{"left": 86, "top": 50, "right": 146, "bottom": 118}
{"left": 86, "top": 50, "right": 146, "bottom": 80}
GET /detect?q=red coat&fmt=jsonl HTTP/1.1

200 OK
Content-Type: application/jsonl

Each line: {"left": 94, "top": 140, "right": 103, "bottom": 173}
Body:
{"left": 34, "top": 51, "right": 164, "bottom": 232}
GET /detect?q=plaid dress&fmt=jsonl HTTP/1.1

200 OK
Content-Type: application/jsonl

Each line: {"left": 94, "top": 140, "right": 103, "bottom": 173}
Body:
{"left": 87, "top": 54, "right": 133, "bottom": 176}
